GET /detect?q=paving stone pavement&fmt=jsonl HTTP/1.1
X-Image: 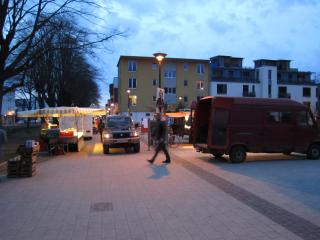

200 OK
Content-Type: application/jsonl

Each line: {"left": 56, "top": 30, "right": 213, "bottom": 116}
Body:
{"left": 0, "top": 135, "right": 320, "bottom": 240}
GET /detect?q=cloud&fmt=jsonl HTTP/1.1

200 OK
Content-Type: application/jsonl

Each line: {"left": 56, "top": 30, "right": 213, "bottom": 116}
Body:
{"left": 89, "top": 0, "right": 320, "bottom": 104}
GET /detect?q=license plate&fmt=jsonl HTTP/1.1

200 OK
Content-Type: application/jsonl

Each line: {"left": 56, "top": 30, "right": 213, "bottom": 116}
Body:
{"left": 115, "top": 139, "right": 128, "bottom": 143}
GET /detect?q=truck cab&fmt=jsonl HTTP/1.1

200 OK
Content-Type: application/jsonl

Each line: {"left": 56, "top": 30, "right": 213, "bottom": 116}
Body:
{"left": 102, "top": 115, "right": 140, "bottom": 154}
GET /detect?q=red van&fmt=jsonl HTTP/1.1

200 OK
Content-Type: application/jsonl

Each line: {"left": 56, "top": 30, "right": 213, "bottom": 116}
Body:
{"left": 192, "top": 97, "right": 320, "bottom": 163}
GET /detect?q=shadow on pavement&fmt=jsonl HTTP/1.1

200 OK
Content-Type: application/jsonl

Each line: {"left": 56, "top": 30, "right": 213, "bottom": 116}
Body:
{"left": 147, "top": 164, "right": 169, "bottom": 179}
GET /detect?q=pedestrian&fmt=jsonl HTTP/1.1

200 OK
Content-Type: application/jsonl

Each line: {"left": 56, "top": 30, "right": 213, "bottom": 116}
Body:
{"left": 147, "top": 114, "right": 171, "bottom": 164}
{"left": 98, "top": 118, "right": 105, "bottom": 142}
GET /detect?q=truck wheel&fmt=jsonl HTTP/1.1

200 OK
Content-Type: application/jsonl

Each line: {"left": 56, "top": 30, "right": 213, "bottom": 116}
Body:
{"left": 229, "top": 146, "right": 246, "bottom": 163}
{"left": 307, "top": 144, "right": 320, "bottom": 159}
{"left": 134, "top": 143, "right": 140, "bottom": 153}
{"left": 213, "top": 153, "right": 223, "bottom": 158}
{"left": 103, "top": 145, "right": 109, "bottom": 154}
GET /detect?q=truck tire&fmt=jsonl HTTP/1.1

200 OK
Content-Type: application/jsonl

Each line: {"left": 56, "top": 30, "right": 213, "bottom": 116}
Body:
{"left": 103, "top": 145, "right": 110, "bottom": 154}
{"left": 307, "top": 144, "right": 320, "bottom": 159}
{"left": 229, "top": 146, "right": 246, "bottom": 163}
{"left": 134, "top": 143, "right": 140, "bottom": 153}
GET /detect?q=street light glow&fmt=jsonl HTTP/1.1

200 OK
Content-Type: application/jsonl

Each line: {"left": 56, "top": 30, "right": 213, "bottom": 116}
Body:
{"left": 153, "top": 52, "right": 167, "bottom": 64}
{"left": 126, "top": 89, "right": 131, "bottom": 94}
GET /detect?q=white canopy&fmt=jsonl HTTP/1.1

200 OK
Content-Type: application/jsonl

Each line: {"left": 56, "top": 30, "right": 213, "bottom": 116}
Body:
{"left": 17, "top": 107, "right": 107, "bottom": 118}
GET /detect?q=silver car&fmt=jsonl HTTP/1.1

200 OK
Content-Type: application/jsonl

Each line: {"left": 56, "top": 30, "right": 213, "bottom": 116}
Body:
{"left": 102, "top": 115, "right": 140, "bottom": 154}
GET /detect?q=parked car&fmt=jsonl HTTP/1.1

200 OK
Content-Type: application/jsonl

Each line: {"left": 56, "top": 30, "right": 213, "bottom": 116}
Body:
{"left": 102, "top": 115, "right": 140, "bottom": 154}
{"left": 192, "top": 96, "right": 320, "bottom": 163}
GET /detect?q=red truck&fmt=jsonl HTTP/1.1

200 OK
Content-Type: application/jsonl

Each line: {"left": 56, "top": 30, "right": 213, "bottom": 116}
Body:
{"left": 192, "top": 96, "right": 320, "bottom": 163}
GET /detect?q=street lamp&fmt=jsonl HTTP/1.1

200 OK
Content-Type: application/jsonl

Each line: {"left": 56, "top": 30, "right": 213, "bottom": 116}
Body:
{"left": 153, "top": 52, "right": 167, "bottom": 88}
{"left": 126, "top": 89, "right": 131, "bottom": 116}
{"left": 178, "top": 96, "right": 183, "bottom": 111}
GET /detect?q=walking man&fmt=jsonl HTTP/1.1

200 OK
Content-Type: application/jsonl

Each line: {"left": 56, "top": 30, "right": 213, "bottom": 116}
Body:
{"left": 147, "top": 114, "right": 171, "bottom": 164}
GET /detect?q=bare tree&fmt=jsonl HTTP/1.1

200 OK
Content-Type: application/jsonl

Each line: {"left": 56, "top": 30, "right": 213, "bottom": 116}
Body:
{"left": 0, "top": 0, "right": 122, "bottom": 123}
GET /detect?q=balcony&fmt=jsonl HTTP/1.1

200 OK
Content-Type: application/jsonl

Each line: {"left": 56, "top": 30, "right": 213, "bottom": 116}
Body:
{"left": 278, "top": 92, "right": 291, "bottom": 99}
{"left": 243, "top": 92, "right": 256, "bottom": 97}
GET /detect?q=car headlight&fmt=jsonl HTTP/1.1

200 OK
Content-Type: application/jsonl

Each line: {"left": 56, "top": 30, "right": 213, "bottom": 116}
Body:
{"left": 131, "top": 131, "right": 139, "bottom": 137}
{"left": 104, "top": 133, "right": 111, "bottom": 139}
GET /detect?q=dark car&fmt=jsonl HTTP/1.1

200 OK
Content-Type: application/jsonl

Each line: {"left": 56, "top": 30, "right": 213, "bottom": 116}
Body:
{"left": 102, "top": 115, "right": 140, "bottom": 154}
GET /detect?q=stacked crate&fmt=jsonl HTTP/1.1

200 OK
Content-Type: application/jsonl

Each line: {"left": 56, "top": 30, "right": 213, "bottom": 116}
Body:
{"left": 20, "top": 148, "right": 37, "bottom": 177}
{"left": 7, "top": 145, "right": 38, "bottom": 178}
{"left": 7, "top": 156, "right": 21, "bottom": 178}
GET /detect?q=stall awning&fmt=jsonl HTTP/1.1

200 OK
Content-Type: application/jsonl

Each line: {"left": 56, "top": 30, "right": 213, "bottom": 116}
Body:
{"left": 17, "top": 107, "right": 107, "bottom": 118}
{"left": 165, "top": 112, "right": 190, "bottom": 118}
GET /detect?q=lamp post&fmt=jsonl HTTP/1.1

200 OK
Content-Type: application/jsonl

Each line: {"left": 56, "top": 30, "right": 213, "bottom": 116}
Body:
{"left": 126, "top": 89, "right": 131, "bottom": 116}
{"left": 153, "top": 52, "right": 167, "bottom": 88}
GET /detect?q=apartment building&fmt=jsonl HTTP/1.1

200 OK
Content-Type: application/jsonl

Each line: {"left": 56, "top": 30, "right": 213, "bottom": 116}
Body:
{"left": 117, "top": 56, "right": 209, "bottom": 122}
{"left": 210, "top": 56, "right": 318, "bottom": 113}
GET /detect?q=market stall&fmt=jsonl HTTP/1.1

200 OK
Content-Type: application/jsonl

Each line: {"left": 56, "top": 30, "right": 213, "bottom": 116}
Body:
{"left": 165, "top": 111, "right": 191, "bottom": 136}
{"left": 17, "top": 107, "right": 106, "bottom": 153}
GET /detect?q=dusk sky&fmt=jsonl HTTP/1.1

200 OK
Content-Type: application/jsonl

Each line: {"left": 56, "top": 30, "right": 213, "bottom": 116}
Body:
{"left": 92, "top": 0, "right": 320, "bottom": 104}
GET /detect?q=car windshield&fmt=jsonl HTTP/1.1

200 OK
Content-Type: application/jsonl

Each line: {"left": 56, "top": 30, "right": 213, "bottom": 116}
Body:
{"left": 107, "top": 117, "right": 132, "bottom": 128}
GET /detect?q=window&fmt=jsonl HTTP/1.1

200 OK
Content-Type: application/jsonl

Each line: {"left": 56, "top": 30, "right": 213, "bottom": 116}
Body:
{"left": 152, "top": 96, "right": 156, "bottom": 102}
{"left": 197, "top": 96, "right": 203, "bottom": 101}
{"left": 266, "top": 112, "right": 292, "bottom": 124}
{"left": 267, "top": 112, "right": 280, "bottom": 123}
{"left": 296, "top": 111, "right": 314, "bottom": 127}
{"left": 184, "top": 96, "right": 188, "bottom": 102}
{"left": 152, "top": 63, "right": 157, "bottom": 70}
{"left": 252, "top": 85, "right": 255, "bottom": 93}
{"left": 183, "top": 64, "right": 188, "bottom": 71}
{"left": 128, "top": 60, "right": 137, "bottom": 72}
{"left": 217, "top": 84, "right": 227, "bottom": 94}
{"left": 197, "top": 64, "right": 205, "bottom": 74}
{"left": 184, "top": 80, "right": 188, "bottom": 86}
{"left": 129, "top": 95, "right": 137, "bottom": 106}
{"left": 152, "top": 79, "right": 157, "bottom": 86}
{"left": 146, "top": 113, "right": 150, "bottom": 116}
{"left": 196, "top": 80, "right": 204, "bottom": 90}
{"left": 165, "top": 87, "right": 176, "bottom": 94}
{"left": 256, "top": 70, "right": 259, "bottom": 81}
{"left": 243, "top": 85, "right": 249, "bottom": 96}
{"left": 164, "top": 70, "right": 176, "bottom": 78}
{"left": 268, "top": 70, "right": 272, "bottom": 81}
{"left": 229, "top": 70, "right": 234, "bottom": 77}
{"left": 303, "top": 87, "right": 311, "bottom": 97}
{"left": 268, "top": 84, "right": 272, "bottom": 98}
{"left": 128, "top": 78, "right": 136, "bottom": 89}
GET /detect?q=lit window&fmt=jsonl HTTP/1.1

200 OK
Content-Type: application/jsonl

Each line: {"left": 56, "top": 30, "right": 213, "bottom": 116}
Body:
{"left": 129, "top": 95, "right": 137, "bottom": 106}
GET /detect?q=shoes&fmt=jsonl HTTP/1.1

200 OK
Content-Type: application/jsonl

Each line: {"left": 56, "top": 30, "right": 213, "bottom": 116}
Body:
{"left": 147, "top": 159, "right": 154, "bottom": 164}
{"left": 162, "top": 160, "right": 171, "bottom": 164}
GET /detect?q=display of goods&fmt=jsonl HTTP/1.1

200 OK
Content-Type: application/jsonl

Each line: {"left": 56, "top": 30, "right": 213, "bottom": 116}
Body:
{"left": 60, "top": 130, "right": 74, "bottom": 137}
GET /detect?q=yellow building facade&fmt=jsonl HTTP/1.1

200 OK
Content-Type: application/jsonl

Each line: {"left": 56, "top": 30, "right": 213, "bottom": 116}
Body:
{"left": 117, "top": 56, "right": 209, "bottom": 121}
